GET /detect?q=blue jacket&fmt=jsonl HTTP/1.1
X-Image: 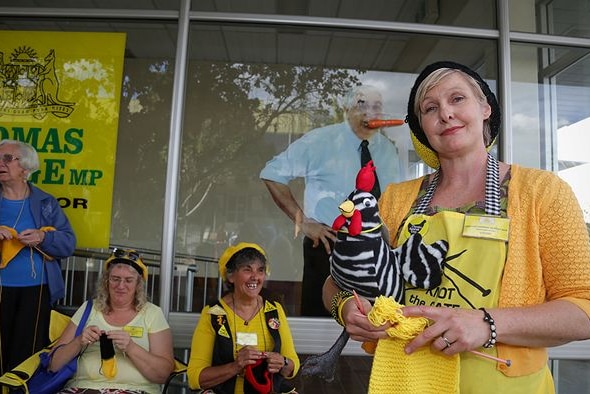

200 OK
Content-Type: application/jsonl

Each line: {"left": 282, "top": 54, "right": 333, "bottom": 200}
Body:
{"left": 27, "top": 183, "right": 76, "bottom": 304}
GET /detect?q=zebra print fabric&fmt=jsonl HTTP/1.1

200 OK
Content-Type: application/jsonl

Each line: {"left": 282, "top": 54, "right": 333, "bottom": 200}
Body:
{"left": 330, "top": 189, "right": 449, "bottom": 303}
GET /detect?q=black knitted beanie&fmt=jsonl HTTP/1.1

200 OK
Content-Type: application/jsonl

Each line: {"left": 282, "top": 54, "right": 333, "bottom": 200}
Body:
{"left": 406, "top": 61, "right": 501, "bottom": 152}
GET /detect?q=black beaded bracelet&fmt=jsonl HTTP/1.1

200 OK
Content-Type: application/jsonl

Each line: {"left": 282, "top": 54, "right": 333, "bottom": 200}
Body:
{"left": 479, "top": 307, "right": 497, "bottom": 348}
{"left": 330, "top": 290, "right": 353, "bottom": 326}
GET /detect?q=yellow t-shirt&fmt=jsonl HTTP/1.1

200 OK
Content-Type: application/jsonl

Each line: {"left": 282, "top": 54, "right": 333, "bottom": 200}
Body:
{"left": 66, "top": 301, "right": 170, "bottom": 394}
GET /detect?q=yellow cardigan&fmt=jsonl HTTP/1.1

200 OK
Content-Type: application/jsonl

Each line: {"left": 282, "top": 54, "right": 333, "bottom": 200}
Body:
{"left": 380, "top": 164, "right": 590, "bottom": 376}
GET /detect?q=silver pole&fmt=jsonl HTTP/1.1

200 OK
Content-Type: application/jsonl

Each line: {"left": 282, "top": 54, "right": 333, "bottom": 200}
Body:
{"left": 497, "top": 0, "right": 513, "bottom": 163}
{"left": 159, "top": 0, "right": 191, "bottom": 318}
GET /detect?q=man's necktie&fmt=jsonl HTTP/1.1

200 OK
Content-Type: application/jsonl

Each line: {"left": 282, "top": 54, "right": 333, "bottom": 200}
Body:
{"left": 360, "top": 139, "right": 381, "bottom": 199}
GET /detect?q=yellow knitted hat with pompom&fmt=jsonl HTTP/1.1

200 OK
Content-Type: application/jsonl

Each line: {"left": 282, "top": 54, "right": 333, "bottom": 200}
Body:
{"left": 367, "top": 296, "right": 459, "bottom": 394}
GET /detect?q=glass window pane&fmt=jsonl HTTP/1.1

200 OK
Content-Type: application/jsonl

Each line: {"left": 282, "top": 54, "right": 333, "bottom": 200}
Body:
{"left": 181, "top": 22, "right": 497, "bottom": 315}
{"left": 511, "top": 44, "right": 590, "bottom": 224}
{"left": 556, "top": 360, "right": 590, "bottom": 393}
{"left": 0, "top": 19, "right": 178, "bottom": 248}
{"left": 193, "top": 0, "right": 496, "bottom": 29}
{"left": 0, "top": 19, "right": 177, "bottom": 305}
{"left": 510, "top": 0, "right": 590, "bottom": 39}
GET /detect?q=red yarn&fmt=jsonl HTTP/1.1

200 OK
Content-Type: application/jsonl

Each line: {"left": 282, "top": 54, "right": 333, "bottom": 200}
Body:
{"left": 243, "top": 359, "right": 273, "bottom": 393}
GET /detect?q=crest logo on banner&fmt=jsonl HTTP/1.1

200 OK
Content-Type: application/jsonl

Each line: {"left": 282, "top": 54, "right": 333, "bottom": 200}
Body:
{"left": 0, "top": 46, "right": 75, "bottom": 119}
{"left": 0, "top": 31, "right": 127, "bottom": 248}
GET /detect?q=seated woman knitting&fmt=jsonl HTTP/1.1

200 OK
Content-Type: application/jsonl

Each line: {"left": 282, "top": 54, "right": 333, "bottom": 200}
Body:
{"left": 49, "top": 248, "right": 175, "bottom": 394}
{"left": 187, "top": 242, "right": 300, "bottom": 394}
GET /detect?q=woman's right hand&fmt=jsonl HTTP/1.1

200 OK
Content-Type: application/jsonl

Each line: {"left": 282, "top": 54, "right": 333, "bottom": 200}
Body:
{"left": 234, "top": 345, "right": 264, "bottom": 374}
{"left": 78, "top": 325, "right": 101, "bottom": 347}
{"left": 341, "top": 297, "right": 390, "bottom": 342}
{"left": 0, "top": 226, "right": 14, "bottom": 240}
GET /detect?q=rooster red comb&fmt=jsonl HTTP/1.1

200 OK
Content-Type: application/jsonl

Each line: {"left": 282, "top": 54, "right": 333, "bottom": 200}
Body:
{"left": 356, "top": 160, "right": 376, "bottom": 192}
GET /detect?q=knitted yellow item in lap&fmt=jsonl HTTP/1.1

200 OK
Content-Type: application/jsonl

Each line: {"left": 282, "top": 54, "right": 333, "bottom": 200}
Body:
{"left": 367, "top": 296, "right": 459, "bottom": 394}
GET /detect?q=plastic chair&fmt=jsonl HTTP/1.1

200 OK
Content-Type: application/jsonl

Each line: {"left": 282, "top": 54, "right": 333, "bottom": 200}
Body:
{"left": 0, "top": 309, "right": 70, "bottom": 393}
{"left": 162, "top": 358, "right": 190, "bottom": 393}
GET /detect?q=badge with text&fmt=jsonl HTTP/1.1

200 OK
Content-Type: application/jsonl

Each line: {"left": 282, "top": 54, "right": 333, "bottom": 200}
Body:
{"left": 405, "top": 214, "right": 430, "bottom": 236}
{"left": 123, "top": 326, "right": 144, "bottom": 337}
{"left": 463, "top": 215, "right": 510, "bottom": 241}
{"left": 236, "top": 332, "right": 258, "bottom": 346}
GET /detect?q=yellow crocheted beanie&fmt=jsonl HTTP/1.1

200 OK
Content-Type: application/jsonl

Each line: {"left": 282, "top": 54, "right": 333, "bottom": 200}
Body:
{"left": 218, "top": 242, "right": 268, "bottom": 281}
{"left": 366, "top": 296, "right": 460, "bottom": 394}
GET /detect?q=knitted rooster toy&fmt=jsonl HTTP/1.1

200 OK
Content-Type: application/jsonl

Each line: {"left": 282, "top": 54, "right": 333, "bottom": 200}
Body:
{"left": 300, "top": 161, "right": 450, "bottom": 382}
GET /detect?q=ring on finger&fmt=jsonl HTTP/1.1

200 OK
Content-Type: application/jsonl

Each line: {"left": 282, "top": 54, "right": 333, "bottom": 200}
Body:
{"left": 441, "top": 336, "right": 452, "bottom": 349}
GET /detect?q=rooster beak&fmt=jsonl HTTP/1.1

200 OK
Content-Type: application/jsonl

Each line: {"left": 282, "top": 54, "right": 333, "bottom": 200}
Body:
{"left": 339, "top": 200, "right": 355, "bottom": 218}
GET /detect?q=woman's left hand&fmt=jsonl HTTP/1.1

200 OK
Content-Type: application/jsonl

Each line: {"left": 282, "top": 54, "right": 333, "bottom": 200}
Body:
{"left": 263, "top": 351, "right": 286, "bottom": 373}
{"left": 106, "top": 329, "right": 134, "bottom": 353}
{"left": 402, "top": 305, "right": 489, "bottom": 355}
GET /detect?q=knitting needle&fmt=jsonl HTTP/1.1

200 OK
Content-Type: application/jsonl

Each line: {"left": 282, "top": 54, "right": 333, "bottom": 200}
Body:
{"left": 352, "top": 290, "right": 366, "bottom": 315}
{"left": 469, "top": 350, "right": 511, "bottom": 367}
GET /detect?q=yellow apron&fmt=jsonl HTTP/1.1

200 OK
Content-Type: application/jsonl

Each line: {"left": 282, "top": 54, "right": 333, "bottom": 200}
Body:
{"left": 400, "top": 211, "right": 505, "bottom": 310}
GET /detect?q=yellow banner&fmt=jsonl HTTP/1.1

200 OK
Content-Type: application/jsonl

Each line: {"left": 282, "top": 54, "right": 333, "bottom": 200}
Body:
{"left": 0, "top": 31, "right": 126, "bottom": 248}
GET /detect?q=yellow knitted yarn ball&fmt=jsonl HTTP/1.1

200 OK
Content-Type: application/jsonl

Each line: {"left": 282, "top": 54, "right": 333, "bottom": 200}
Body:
{"left": 367, "top": 296, "right": 460, "bottom": 394}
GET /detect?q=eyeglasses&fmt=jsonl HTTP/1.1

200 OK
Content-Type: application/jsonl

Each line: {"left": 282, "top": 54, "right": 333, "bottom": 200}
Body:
{"left": 354, "top": 99, "right": 383, "bottom": 114}
{"left": 112, "top": 248, "right": 141, "bottom": 262}
{"left": 0, "top": 154, "right": 20, "bottom": 164}
{"left": 108, "top": 276, "right": 137, "bottom": 285}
